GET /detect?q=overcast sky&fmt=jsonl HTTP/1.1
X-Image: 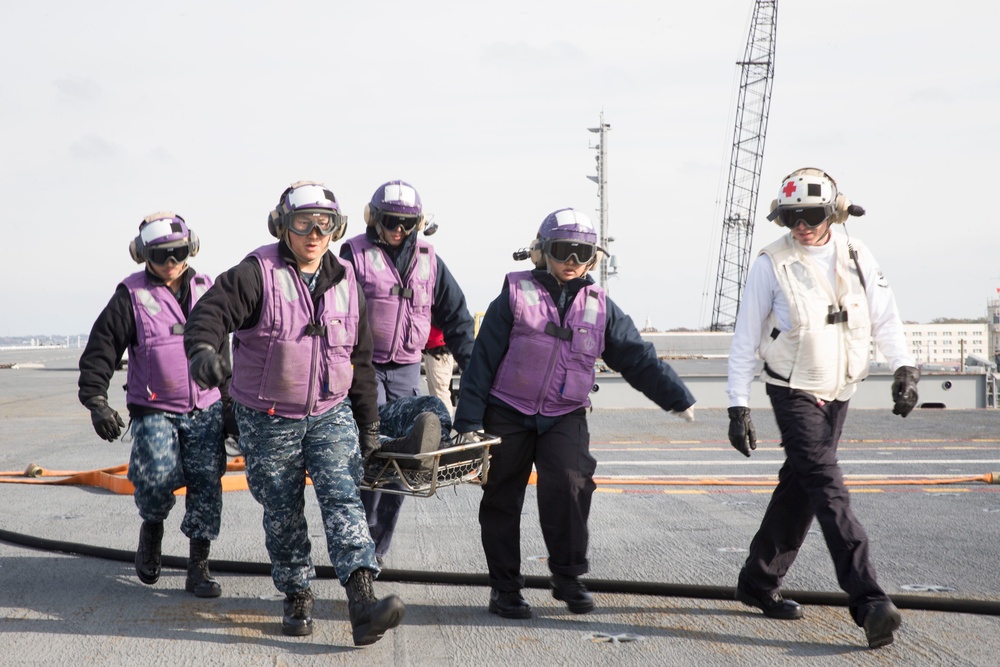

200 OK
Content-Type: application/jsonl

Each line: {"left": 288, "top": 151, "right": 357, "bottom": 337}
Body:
{"left": 2, "top": 1, "right": 996, "bottom": 337}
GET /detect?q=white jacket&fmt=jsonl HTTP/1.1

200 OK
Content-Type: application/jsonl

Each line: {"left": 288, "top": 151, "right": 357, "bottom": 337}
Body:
{"left": 727, "top": 229, "right": 913, "bottom": 406}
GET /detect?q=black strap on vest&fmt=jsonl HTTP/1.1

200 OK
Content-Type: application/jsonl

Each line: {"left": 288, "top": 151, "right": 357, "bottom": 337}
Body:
{"left": 390, "top": 285, "right": 414, "bottom": 299}
{"left": 544, "top": 321, "right": 573, "bottom": 341}
{"left": 763, "top": 362, "right": 790, "bottom": 383}
{"left": 848, "top": 242, "right": 868, "bottom": 293}
{"left": 769, "top": 327, "right": 780, "bottom": 340}
{"left": 304, "top": 322, "right": 327, "bottom": 337}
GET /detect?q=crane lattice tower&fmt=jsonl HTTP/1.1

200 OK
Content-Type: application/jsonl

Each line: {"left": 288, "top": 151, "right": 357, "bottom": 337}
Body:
{"left": 710, "top": 0, "right": 778, "bottom": 332}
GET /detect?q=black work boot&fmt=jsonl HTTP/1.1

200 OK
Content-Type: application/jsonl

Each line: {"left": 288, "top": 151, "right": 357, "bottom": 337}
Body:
{"left": 185, "top": 538, "right": 222, "bottom": 598}
{"left": 346, "top": 568, "right": 405, "bottom": 646}
{"left": 379, "top": 412, "right": 441, "bottom": 469}
{"left": 488, "top": 588, "right": 532, "bottom": 619}
{"left": 551, "top": 573, "right": 595, "bottom": 614}
{"left": 135, "top": 520, "right": 164, "bottom": 585}
{"left": 735, "top": 581, "right": 803, "bottom": 620}
{"left": 282, "top": 589, "right": 314, "bottom": 636}
{"left": 863, "top": 601, "right": 902, "bottom": 649}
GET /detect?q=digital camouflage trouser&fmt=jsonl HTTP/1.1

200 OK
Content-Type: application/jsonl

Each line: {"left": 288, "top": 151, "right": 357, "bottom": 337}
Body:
{"left": 127, "top": 400, "right": 226, "bottom": 540}
{"left": 377, "top": 394, "right": 453, "bottom": 441}
{"left": 235, "top": 400, "right": 377, "bottom": 591}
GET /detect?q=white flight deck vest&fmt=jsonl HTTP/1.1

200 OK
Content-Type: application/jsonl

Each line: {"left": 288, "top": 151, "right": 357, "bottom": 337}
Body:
{"left": 757, "top": 233, "right": 872, "bottom": 402}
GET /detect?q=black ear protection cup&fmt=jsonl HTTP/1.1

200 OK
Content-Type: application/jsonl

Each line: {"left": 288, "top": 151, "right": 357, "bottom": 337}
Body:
{"left": 267, "top": 209, "right": 281, "bottom": 238}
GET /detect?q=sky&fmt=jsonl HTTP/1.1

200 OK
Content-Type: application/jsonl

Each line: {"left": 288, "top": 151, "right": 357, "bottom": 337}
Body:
{"left": 2, "top": 1, "right": 998, "bottom": 337}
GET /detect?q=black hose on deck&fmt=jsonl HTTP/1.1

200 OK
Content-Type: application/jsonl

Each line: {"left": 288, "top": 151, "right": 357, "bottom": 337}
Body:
{"left": 2, "top": 527, "right": 998, "bottom": 617}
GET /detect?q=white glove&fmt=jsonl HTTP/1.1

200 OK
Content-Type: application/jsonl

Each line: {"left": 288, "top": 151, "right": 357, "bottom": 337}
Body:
{"left": 674, "top": 407, "right": 695, "bottom": 422}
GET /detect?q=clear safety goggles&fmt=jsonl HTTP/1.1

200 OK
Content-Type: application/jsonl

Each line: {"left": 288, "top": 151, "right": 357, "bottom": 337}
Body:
{"left": 147, "top": 245, "right": 190, "bottom": 265}
{"left": 777, "top": 207, "right": 829, "bottom": 229}
{"left": 287, "top": 212, "right": 343, "bottom": 237}
{"left": 543, "top": 239, "right": 596, "bottom": 264}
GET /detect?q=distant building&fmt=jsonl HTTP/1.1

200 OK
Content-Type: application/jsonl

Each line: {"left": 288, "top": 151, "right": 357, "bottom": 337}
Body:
{"left": 640, "top": 323, "right": 992, "bottom": 370}
{"left": 872, "top": 322, "right": 989, "bottom": 369}
{"left": 990, "top": 298, "right": 1000, "bottom": 366}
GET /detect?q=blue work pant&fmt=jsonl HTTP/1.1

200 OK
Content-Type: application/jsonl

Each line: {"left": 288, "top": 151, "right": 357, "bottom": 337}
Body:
{"left": 741, "top": 384, "right": 890, "bottom": 626}
{"left": 236, "top": 400, "right": 377, "bottom": 591}
{"left": 127, "top": 400, "right": 226, "bottom": 540}
{"left": 479, "top": 404, "right": 595, "bottom": 592}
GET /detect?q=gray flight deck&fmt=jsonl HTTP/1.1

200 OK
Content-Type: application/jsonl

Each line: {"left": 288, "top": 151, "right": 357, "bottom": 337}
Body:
{"left": 1, "top": 346, "right": 999, "bottom": 666}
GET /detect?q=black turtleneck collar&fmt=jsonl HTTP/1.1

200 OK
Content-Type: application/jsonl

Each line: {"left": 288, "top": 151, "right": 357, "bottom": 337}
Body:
{"left": 530, "top": 268, "right": 594, "bottom": 318}
{"left": 144, "top": 264, "right": 194, "bottom": 304}
{"left": 276, "top": 239, "right": 347, "bottom": 297}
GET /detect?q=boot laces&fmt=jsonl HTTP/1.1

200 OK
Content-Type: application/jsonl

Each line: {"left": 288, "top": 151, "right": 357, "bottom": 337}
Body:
{"left": 289, "top": 591, "right": 312, "bottom": 616}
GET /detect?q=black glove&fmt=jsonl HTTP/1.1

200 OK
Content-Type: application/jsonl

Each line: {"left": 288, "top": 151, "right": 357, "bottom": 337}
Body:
{"left": 360, "top": 421, "right": 381, "bottom": 461}
{"left": 85, "top": 398, "right": 125, "bottom": 442}
{"left": 222, "top": 399, "right": 240, "bottom": 441}
{"left": 891, "top": 365, "right": 920, "bottom": 418}
{"left": 189, "top": 346, "right": 229, "bottom": 390}
{"left": 727, "top": 406, "right": 757, "bottom": 457}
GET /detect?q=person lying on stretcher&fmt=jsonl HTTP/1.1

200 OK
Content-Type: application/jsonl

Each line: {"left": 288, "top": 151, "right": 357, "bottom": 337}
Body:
{"left": 361, "top": 395, "right": 482, "bottom": 472}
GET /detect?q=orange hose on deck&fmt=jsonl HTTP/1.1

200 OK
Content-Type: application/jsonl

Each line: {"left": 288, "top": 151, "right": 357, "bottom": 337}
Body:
{"left": 2, "top": 466, "right": 995, "bottom": 494}
{"left": 0, "top": 459, "right": 285, "bottom": 495}
{"left": 526, "top": 471, "right": 999, "bottom": 486}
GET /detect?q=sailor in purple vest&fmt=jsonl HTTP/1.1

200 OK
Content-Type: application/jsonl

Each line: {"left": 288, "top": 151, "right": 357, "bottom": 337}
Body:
{"left": 78, "top": 212, "right": 231, "bottom": 599}
{"left": 182, "top": 181, "right": 404, "bottom": 647}
{"left": 453, "top": 208, "right": 696, "bottom": 620}
{"left": 340, "top": 180, "right": 476, "bottom": 563}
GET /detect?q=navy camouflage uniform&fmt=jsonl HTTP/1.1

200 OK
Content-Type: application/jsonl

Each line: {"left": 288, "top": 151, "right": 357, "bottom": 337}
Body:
{"left": 79, "top": 266, "right": 228, "bottom": 541}
{"left": 128, "top": 403, "right": 225, "bottom": 538}
{"left": 184, "top": 241, "right": 382, "bottom": 590}
{"left": 377, "top": 395, "right": 453, "bottom": 450}
{"left": 236, "top": 401, "right": 374, "bottom": 589}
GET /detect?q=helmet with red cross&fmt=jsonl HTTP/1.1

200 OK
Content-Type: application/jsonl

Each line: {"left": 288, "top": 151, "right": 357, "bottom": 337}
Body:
{"left": 767, "top": 168, "right": 859, "bottom": 228}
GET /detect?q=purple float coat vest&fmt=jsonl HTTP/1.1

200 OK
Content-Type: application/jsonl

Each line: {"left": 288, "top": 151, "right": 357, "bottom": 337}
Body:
{"left": 490, "top": 271, "right": 606, "bottom": 417}
{"left": 345, "top": 235, "right": 437, "bottom": 365}
{"left": 230, "top": 245, "right": 359, "bottom": 419}
{"left": 122, "top": 271, "right": 221, "bottom": 413}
